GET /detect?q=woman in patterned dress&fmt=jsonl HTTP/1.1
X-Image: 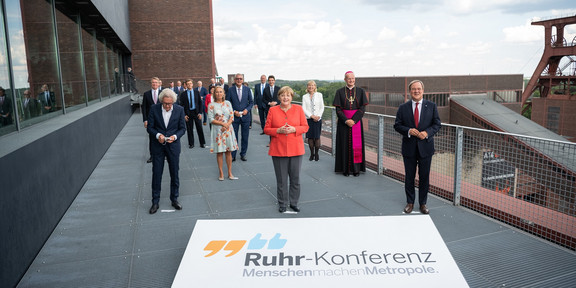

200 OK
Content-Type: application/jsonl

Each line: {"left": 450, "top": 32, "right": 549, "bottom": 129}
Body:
{"left": 208, "top": 86, "right": 239, "bottom": 180}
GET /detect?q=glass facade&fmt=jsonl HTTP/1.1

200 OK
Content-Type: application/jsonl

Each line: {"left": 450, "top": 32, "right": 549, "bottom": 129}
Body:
{"left": 0, "top": 0, "right": 128, "bottom": 136}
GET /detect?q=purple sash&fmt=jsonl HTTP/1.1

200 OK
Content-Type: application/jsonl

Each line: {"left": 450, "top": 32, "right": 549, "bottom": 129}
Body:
{"left": 343, "top": 109, "right": 363, "bottom": 163}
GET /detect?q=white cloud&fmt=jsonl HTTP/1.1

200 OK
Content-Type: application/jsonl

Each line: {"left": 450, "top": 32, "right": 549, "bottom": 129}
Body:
{"left": 377, "top": 27, "right": 396, "bottom": 40}
{"left": 282, "top": 21, "right": 347, "bottom": 47}
{"left": 464, "top": 41, "right": 492, "bottom": 55}
{"left": 503, "top": 20, "right": 542, "bottom": 43}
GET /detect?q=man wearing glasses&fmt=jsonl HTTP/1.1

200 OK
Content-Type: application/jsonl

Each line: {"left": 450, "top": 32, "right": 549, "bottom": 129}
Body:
{"left": 146, "top": 89, "right": 186, "bottom": 214}
{"left": 226, "top": 73, "right": 253, "bottom": 161}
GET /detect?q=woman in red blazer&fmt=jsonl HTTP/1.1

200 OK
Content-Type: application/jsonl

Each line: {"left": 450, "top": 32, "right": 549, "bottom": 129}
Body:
{"left": 264, "top": 86, "right": 309, "bottom": 213}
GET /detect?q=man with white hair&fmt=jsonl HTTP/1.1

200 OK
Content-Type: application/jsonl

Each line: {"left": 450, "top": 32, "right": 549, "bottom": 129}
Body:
{"left": 147, "top": 88, "right": 186, "bottom": 214}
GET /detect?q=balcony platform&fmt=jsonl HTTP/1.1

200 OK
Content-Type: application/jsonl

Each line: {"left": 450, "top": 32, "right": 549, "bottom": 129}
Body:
{"left": 18, "top": 112, "right": 576, "bottom": 287}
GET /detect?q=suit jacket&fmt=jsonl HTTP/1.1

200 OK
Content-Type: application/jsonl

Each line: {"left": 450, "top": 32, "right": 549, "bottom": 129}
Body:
{"left": 264, "top": 104, "right": 309, "bottom": 157}
{"left": 197, "top": 86, "right": 208, "bottom": 98}
{"left": 226, "top": 84, "right": 253, "bottom": 123}
{"left": 0, "top": 95, "right": 13, "bottom": 125}
{"left": 262, "top": 85, "right": 280, "bottom": 110}
{"left": 178, "top": 89, "right": 203, "bottom": 117}
{"left": 173, "top": 86, "right": 184, "bottom": 95}
{"left": 141, "top": 89, "right": 160, "bottom": 123}
{"left": 22, "top": 97, "right": 40, "bottom": 119}
{"left": 218, "top": 83, "right": 229, "bottom": 94}
{"left": 146, "top": 103, "right": 186, "bottom": 154}
{"left": 393, "top": 99, "right": 441, "bottom": 158}
{"left": 38, "top": 91, "right": 55, "bottom": 113}
{"left": 253, "top": 82, "right": 268, "bottom": 108}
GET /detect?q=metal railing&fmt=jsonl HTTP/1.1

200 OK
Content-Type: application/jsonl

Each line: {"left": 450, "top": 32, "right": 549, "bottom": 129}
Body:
{"left": 254, "top": 105, "right": 576, "bottom": 249}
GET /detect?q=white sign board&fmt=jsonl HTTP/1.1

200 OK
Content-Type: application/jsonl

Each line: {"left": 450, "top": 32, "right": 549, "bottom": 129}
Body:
{"left": 172, "top": 216, "right": 468, "bottom": 287}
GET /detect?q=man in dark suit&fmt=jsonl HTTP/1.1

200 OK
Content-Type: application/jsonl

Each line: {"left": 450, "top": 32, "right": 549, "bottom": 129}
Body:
{"left": 142, "top": 77, "right": 161, "bottom": 163}
{"left": 254, "top": 74, "right": 268, "bottom": 133}
{"left": 197, "top": 80, "right": 209, "bottom": 125}
{"left": 146, "top": 89, "right": 186, "bottom": 214}
{"left": 173, "top": 80, "right": 184, "bottom": 96}
{"left": 262, "top": 75, "right": 280, "bottom": 115}
{"left": 22, "top": 89, "right": 40, "bottom": 119}
{"left": 0, "top": 87, "right": 13, "bottom": 127}
{"left": 394, "top": 80, "right": 441, "bottom": 215}
{"left": 179, "top": 79, "right": 206, "bottom": 148}
{"left": 226, "top": 73, "right": 253, "bottom": 161}
{"left": 218, "top": 77, "right": 229, "bottom": 94}
{"left": 38, "top": 84, "right": 55, "bottom": 114}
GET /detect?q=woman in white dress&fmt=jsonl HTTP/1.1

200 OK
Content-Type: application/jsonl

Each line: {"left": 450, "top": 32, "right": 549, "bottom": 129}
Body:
{"left": 208, "top": 86, "right": 239, "bottom": 180}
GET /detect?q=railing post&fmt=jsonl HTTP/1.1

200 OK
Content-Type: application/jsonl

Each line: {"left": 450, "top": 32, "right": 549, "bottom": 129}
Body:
{"left": 453, "top": 127, "right": 463, "bottom": 206}
{"left": 331, "top": 108, "right": 337, "bottom": 156}
{"left": 378, "top": 115, "right": 384, "bottom": 174}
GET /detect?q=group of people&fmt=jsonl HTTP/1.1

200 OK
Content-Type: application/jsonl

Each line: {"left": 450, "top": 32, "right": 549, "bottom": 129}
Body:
{"left": 143, "top": 71, "right": 441, "bottom": 216}
{"left": 0, "top": 84, "right": 57, "bottom": 128}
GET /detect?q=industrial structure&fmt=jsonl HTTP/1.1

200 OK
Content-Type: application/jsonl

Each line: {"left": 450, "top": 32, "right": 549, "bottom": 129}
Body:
{"left": 522, "top": 14, "right": 576, "bottom": 141}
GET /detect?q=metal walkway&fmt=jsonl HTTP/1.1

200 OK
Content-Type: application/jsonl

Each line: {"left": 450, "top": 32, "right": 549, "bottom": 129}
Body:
{"left": 17, "top": 112, "right": 576, "bottom": 287}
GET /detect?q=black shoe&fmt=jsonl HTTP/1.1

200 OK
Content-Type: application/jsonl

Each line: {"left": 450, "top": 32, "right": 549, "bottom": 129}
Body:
{"left": 189, "top": 145, "right": 194, "bottom": 149}
{"left": 290, "top": 205, "right": 300, "bottom": 212}
{"left": 149, "top": 204, "right": 159, "bottom": 214}
{"left": 260, "top": 132, "right": 265, "bottom": 135}
{"left": 147, "top": 157, "right": 152, "bottom": 163}
{"left": 241, "top": 156, "right": 247, "bottom": 161}
{"left": 354, "top": 173, "right": 360, "bottom": 177}
{"left": 309, "top": 154, "right": 314, "bottom": 161}
{"left": 172, "top": 201, "right": 182, "bottom": 210}
{"left": 343, "top": 172, "right": 349, "bottom": 177}
{"left": 200, "top": 144, "right": 205, "bottom": 148}
{"left": 315, "top": 153, "right": 319, "bottom": 161}
{"left": 279, "top": 207, "right": 287, "bottom": 213}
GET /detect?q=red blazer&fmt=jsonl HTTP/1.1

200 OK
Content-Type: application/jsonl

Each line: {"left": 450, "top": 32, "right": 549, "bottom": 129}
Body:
{"left": 264, "top": 104, "right": 309, "bottom": 157}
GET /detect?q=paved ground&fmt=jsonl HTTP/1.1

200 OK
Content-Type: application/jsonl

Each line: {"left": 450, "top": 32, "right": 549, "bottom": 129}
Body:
{"left": 18, "top": 112, "right": 576, "bottom": 287}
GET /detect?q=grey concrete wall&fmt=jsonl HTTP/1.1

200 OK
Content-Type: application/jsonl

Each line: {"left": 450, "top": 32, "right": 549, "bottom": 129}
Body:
{"left": 92, "top": 0, "right": 131, "bottom": 51}
{"left": 0, "top": 96, "right": 133, "bottom": 288}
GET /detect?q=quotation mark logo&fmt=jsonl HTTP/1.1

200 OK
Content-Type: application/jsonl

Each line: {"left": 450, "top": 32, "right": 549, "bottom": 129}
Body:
{"left": 204, "top": 233, "right": 287, "bottom": 257}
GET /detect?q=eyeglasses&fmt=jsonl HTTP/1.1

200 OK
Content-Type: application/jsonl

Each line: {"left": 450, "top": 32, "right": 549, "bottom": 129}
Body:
{"left": 235, "top": 78, "right": 243, "bottom": 80}
{"left": 162, "top": 102, "right": 174, "bottom": 106}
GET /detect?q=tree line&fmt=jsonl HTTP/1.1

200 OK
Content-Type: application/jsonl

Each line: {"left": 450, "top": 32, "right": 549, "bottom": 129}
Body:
{"left": 247, "top": 80, "right": 345, "bottom": 106}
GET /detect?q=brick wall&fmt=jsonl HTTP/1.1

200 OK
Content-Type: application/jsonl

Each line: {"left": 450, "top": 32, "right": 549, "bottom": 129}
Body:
{"left": 129, "top": 0, "right": 215, "bottom": 90}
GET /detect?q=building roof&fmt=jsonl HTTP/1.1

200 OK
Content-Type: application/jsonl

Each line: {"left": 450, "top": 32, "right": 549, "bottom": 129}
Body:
{"left": 450, "top": 94, "right": 575, "bottom": 172}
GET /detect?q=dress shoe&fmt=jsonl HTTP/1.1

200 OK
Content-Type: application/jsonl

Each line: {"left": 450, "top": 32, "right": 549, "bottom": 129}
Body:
{"left": 232, "top": 158, "right": 236, "bottom": 162}
{"left": 353, "top": 173, "right": 360, "bottom": 177}
{"left": 241, "top": 156, "right": 247, "bottom": 161}
{"left": 279, "top": 207, "right": 287, "bottom": 213}
{"left": 189, "top": 145, "right": 194, "bottom": 149}
{"left": 309, "top": 154, "right": 314, "bottom": 161}
{"left": 290, "top": 205, "right": 300, "bottom": 212}
{"left": 260, "top": 132, "right": 265, "bottom": 135}
{"left": 218, "top": 177, "right": 224, "bottom": 181}
{"left": 203, "top": 123, "right": 207, "bottom": 125}
{"left": 315, "top": 154, "right": 319, "bottom": 161}
{"left": 420, "top": 205, "right": 430, "bottom": 214}
{"left": 147, "top": 157, "right": 152, "bottom": 163}
{"left": 228, "top": 176, "right": 238, "bottom": 180}
{"left": 403, "top": 203, "right": 414, "bottom": 214}
{"left": 343, "top": 172, "right": 349, "bottom": 177}
{"left": 172, "top": 201, "right": 182, "bottom": 210}
{"left": 149, "top": 204, "right": 159, "bottom": 214}
{"left": 200, "top": 144, "right": 205, "bottom": 148}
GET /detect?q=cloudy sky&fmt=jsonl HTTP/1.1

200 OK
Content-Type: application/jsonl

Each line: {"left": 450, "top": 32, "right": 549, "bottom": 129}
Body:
{"left": 212, "top": 0, "right": 576, "bottom": 81}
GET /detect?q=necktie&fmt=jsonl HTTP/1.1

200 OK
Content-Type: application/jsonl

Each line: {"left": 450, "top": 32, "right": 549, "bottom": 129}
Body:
{"left": 261, "top": 84, "right": 264, "bottom": 95}
{"left": 45, "top": 92, "right": 49, "bottom": 104}
{"left": 189, "top": 90, "right": 195, "bottom": 110}
{"left": 270, "top": 86, "right": 274, "bottom": 95}
{"left": 153, "top": 90, "right": 157, "bottom": 104}
{"left": 414, "top": 102, "right": 419, "bottom": 127}
{"left": 237, "top": 87, "right": 242, "bottom": 102}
